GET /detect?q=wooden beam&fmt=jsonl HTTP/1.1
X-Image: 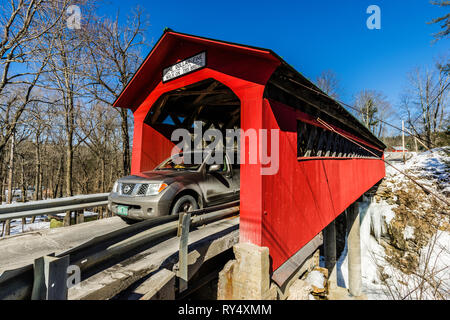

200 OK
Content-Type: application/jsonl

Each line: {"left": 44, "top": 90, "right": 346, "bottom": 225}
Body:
{"left": 270, "top": 77, "right": 383, "bottom": 149}
{"left": 225, "top": 109, "right": 241, "bottom": 128}
{"left": 192, "top": 82, "right": 220, "bottom": 105}
{"left": 150, "top": 95, "right": 170, "bottom": 124}
{"left": 183, "top": 105, "right": 205, "bottom": 128}
{"left": 304, "top": 125, "right": 318, "bottom": 157}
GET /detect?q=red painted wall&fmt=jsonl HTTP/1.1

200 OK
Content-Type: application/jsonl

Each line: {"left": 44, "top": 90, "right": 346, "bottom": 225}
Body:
{"left": 259, "top": 99, "right": 385, "bottom": 270}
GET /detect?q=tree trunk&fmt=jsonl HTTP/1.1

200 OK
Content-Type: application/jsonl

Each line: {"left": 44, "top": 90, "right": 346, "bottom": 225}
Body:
{"left": 4, "top": 133, "right": 14, "bottom": 235}
{"left": 7, "top": 132, "right": 15, "bottom": 204}
{"left": 101, "top": 157, "right": 106, "bottom": 193}
{"left": 120, "top": 108, "right": 130, "bottom": 176}
{"left": 65, "top": 104, "right": 74, "bottom": 197}
{"left": 53, "top": 156, "right": 63, "bottom": 198}
{"left": 34, "top": 140, "right": 41, "bottom": 201}
{"left": 0, "top": 151, "right": 5, "bottom": 204}
{"left": 20, "top": 156, "right": 26, "bottom": 203}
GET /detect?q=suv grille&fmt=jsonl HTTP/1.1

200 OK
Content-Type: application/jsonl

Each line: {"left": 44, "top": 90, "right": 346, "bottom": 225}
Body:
{"left": 121, "top": 183, "right": 136, "bottom": 195}
{"left": 136, "top": 184, "right": 148, "bottom": 196}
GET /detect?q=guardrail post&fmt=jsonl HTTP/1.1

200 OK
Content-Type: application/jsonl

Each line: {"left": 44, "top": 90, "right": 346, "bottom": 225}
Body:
{"left": 63, "top": 211, "right": 71, "bottom": 226}
{"left": 31, "top": 255, "right": 70, "bottom": 300}
{"left": 177, "top": 212, "right": 191, "bottom": 293}
{"left": 76, "top": 210, "right": 84, "bottom": 224}
{"left": 5, "top": 219, "right": 11, "bottom": 236}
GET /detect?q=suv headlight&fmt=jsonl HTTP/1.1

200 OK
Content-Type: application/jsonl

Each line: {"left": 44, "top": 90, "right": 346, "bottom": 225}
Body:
{"left": 112, "top": 181, "right": 119, "bottom": 193}
{"left": 146, "top": 183, "right": 168, "bottom": 196}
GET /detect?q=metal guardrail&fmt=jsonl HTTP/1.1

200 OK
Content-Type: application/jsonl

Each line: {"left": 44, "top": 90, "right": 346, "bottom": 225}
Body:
{"left": 0, "top": 200, "right": 240, "bottom": 300}
{"left": 0, "top": 193, "right": 109, "bottom": 222}
{"left": 384, "top": 151, "right": 414, "bottom": 162}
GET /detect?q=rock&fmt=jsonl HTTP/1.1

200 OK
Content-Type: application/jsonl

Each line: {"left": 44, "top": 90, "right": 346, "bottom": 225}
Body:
{"left": 287, "top": 279, "right": 312, "bottom": 300}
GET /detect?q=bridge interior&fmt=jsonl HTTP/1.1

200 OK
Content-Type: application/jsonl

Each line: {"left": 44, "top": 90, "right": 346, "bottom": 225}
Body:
{"left": 144, "top": 78, "right": 241, "bottom": 145}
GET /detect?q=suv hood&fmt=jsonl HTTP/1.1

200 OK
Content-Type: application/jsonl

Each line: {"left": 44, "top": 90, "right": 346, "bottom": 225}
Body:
{"left": 119, "top": 170, "right": 200, "bottom": 184}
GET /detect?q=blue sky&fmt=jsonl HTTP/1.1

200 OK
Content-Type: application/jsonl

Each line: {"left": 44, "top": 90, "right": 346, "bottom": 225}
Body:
{"left": 102, "top": 0, "right": 448, "bottom": 126}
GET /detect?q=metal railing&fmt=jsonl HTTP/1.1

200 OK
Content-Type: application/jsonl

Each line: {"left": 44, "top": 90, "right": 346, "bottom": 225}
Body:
{"left": 0, "top": 193, "right": 109, "bottom": 222}
{"left": 0, "top": 201, "right": 240, "bottom": 300}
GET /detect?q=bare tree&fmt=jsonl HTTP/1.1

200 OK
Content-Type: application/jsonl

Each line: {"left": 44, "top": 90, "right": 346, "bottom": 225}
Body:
{"left": 428, "top": 0, "right": 449, "bottom": 42}
{"left": 78, "top": 103, "right": 121, "bottom": 193}
{"left": 354, "top": 90, "right": 392, "bottom": 138}
{"left": 0, "top": 0, "right": 68, "bottom": 153}
{"left": 401, "top": 63, "right": 449, "bottom": 149}
{"left": 83, "top": 8, "right": 149, "bottom": 176}
{"left": 316, "top": 70, "right": 340, "bottom": 100}
{"left": 36, "top": 1, "right": 93, "bottom": 196}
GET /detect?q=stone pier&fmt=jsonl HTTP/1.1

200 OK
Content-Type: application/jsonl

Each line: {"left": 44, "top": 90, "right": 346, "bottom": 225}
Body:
{"left": 217, "top": 243, "right": 277, "bottom": 300}
{"left": 347, "top": 202, "right": 362, "bottom": 297}
{"left": 323, "top": 220, "right": 337, "bottom": 288}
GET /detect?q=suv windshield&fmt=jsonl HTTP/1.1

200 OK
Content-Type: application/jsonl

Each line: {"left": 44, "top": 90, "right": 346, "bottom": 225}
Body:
{"left": 156, "top": 152, "right": 203, "bottom": 171}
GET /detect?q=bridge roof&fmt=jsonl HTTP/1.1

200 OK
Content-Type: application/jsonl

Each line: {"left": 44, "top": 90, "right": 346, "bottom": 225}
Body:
{"left": 113, "top": 29, "right": 386, "bottom": 150}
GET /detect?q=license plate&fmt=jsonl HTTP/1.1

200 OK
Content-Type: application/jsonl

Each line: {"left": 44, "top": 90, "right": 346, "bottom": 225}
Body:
{"left": 117, "top": 205, "right": 128, "bottom": 216}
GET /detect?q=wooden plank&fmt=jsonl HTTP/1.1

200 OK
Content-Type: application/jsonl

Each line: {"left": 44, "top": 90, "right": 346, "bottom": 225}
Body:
{"left": 183, "top": 105, "right": 205, "bottom": 128}
{"left": 304, "top": 125, "right": 317, "bottom": 157}
{"left": 271, "top": 233, "right": 323, "bottom": 288}
{"left": 136, "top": 269, "right": 176, "bottom": 300}
{"left": 149, "top": 95, "right": 170, "bottom": 124}
{"left": 324, "top": 131, "right": 334, "bottom": 157}
{"left": 315, "top": 128, "right": 327, "bottom": 157}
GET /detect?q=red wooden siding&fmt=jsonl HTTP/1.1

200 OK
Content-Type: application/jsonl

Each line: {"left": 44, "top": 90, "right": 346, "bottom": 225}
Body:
{"left": 258, "top": 99, "right": 385, "bottom": 269}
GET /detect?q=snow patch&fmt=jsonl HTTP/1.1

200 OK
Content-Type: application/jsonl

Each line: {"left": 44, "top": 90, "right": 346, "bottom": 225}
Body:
{"left": 305, "top": 270, "right": 325, "bottom": 290}
{"left": 403, "top": 226, "right": 415, "bottom": 240}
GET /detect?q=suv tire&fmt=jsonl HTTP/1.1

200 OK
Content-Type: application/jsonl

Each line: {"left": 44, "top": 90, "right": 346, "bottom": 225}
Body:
{"left": 171, "top": 195, "right": 199, "bottom": 215}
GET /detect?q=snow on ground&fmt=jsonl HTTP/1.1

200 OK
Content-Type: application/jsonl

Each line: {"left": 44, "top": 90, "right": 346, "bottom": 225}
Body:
{"left": 54, "top": 211, "right": 98, "bottom": 218}
{"left": 2, "top": 211, "right": 99, "bottom": 237}
{"left": 386, "top": 147, "right": 450, "bottom": 194}
{"left": 7, "top": 216, "right": 50, "bottom": 236}
{"left": 337, "top": 147, "right": 449, "bottom": 300}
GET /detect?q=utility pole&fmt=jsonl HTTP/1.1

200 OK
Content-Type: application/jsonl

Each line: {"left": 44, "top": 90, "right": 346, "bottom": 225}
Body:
{"left": 402, "top": 120, "right": 406, "bottom": 163}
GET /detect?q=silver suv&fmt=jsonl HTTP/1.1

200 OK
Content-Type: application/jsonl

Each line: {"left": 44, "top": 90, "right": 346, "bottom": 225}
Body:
{"left": 108, "top": 151, "right": 240, "bottom": 223}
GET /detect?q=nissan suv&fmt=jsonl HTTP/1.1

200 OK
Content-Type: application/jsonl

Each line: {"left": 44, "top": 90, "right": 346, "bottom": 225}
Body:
{"left": 108, "top": 151, "right": 240, "bottom": 223}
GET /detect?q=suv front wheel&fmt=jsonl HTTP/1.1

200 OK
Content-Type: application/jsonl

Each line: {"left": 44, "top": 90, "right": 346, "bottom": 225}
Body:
{"left": 171, "top": 195, "right": 199, "bottom": 215}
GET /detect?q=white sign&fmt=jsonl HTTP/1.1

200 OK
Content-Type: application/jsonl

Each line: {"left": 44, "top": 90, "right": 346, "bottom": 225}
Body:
{"left": 163, "top": 52, "right": 206, "bottom": 82}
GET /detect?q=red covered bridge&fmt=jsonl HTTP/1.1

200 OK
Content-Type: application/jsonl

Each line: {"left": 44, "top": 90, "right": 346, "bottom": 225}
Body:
{"left": 112, "top": 30, "right": 386, "bottom": 275}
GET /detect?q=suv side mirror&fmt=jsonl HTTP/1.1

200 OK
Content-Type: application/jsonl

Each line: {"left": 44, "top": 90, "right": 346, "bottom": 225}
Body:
{"left": 207, "top": 164, "right": 221, "bottom": 173}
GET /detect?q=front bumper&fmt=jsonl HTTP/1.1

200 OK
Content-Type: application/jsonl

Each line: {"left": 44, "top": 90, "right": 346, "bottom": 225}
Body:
{"left": 108, "top": 188, "right": 176, "bottom": 220}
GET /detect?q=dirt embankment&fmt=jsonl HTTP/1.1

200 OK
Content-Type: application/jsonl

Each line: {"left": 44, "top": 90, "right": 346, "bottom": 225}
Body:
{"left": 374, "top": 154, "right": 449, "bottom": 276}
